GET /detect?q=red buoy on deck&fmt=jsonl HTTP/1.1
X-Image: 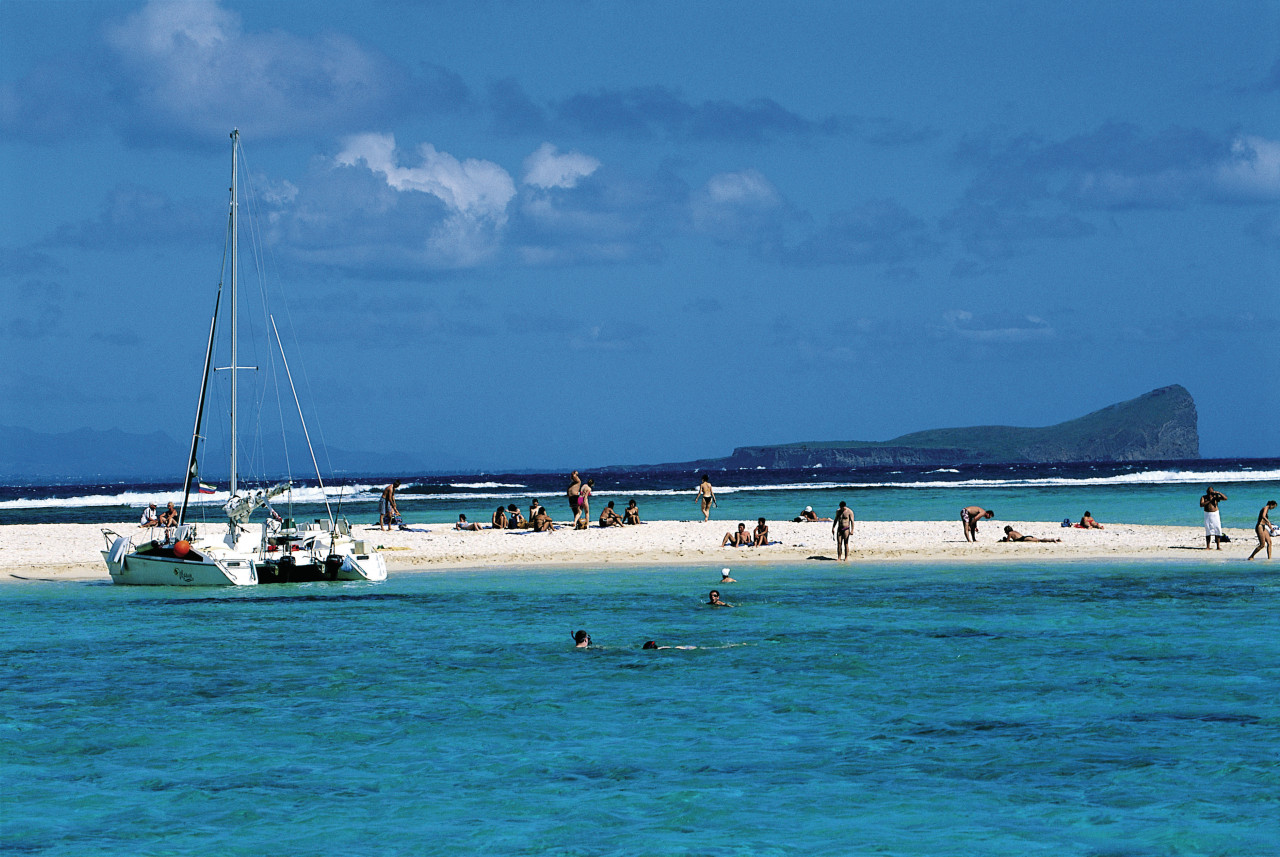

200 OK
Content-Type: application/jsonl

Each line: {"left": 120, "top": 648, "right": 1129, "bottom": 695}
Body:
{"left": 174, "top": 540, "right": 191, "bottom": 557}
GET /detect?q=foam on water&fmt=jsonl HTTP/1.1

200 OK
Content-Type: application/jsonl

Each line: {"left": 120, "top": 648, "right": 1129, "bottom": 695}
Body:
{"left": 2, "top": 561, "right": 1276, "bottom": 855}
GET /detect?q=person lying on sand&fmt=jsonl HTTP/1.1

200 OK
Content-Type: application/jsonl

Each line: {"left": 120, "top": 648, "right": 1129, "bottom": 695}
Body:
{"left": 1079, "top": 511, "right": 1104, "bottom": 529}
{"left": 753, "top": 518, "right": 770, "bottom": 546}
{"left": 455, "top": 514, "right": 483, "bottom": 531}
{"left": 623, "top": 499, "right": 641, "bottom": 525}
{"left": 794, "top": 506, "right": 832, "bottom": 522}
{"left": 599, "top": 501, "right": 625, "bottom": 527}
{"left": 1000, "top": 526, "right": 1061, "bottom": 543}
{"left": 721, "top": 523, "right": 752, "bottom": 547}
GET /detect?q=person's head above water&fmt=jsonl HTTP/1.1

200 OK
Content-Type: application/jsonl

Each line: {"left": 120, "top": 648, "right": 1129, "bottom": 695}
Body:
{"left": 642, "top": 640, "right": 658, "bottom": 649}
{"left": 573, "top": 630, "right": 591, "bottom": 647}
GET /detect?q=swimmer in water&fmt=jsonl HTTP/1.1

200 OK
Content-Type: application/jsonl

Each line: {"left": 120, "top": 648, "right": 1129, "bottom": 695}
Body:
{"left": 572, "top": 630, "right": 592, "bottom": 648}
{"left": 707, "top": 590, "right": 731, "bottom": 607}
{"left": 720, "top": 568, "right": 736, "bottom": 583}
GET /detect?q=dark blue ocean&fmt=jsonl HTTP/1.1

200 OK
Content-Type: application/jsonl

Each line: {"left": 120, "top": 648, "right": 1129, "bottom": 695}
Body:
{"left": 3, "top": 458, "right": 1279, "bottom": 529}
{"left": 3, "top": 561, "right": 1278, "bottom": 855}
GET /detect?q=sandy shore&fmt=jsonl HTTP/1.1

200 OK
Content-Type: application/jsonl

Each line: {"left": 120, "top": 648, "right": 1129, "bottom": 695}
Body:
{"left": 1, "top": 519, "right": 1265, "bottom": 583}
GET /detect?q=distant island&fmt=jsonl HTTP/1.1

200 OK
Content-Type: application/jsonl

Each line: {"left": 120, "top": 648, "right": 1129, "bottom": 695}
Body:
{"left": 618, "top": 385, "right": 1199, "bottom": 471}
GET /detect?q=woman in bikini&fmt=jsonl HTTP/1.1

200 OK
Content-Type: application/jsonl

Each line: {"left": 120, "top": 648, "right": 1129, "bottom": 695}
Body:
{"left": 696, "top": 474, "right": 717, "bottom": 521}
{"left": 1248, "top": 500, "right": 1276, "bottom": 560}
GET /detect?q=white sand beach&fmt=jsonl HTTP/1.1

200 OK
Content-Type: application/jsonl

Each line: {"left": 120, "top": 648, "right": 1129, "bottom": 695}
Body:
{"left": 1, "top": 519, "right": 1264, "bottom": 583}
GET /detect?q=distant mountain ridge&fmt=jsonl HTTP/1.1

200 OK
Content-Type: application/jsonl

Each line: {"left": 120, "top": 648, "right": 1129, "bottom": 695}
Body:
{"left": 618, "top": 385, "right": 1199, "bottom": 471}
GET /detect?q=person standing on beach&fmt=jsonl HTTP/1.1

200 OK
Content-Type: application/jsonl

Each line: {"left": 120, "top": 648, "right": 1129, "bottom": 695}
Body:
{"left": 567, "top": 472, "right": 582, "bottom": 525}
{"left": 1200, "top": 486, "right": 1227, "bottom": 550}
{"left": 696, "top": 474, "right": 717, "bottom": 522}
{"left": 1247, "top": 500, "right": 1276, "bottom": 560}
{"left": 379, "top": 480, "right": 401, "bottom": 531}
{"left": 961, "top": 506, "right": 994, "bottom": 542}
{"left": 833, "top": 501, "right": 855, "bottom": 560}
{"left": 575, "top": 479, "right": 594, "bottom": 529}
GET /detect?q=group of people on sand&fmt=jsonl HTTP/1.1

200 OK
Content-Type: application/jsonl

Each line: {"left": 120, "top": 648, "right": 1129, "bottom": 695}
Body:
{"left": 390, "top": 475, "right": 1280, "bottom": 563}
{"left": 139, "top": 501, "right": 178, "bottom": 529}
{"left": 456, "top": 498, "right": 557, "bottom": 532}
{"left": 564, "top": 471, "right": 643, "bottom": 530}
{"left": 1200, "top": 486, "right": 1276, "bottom": 560}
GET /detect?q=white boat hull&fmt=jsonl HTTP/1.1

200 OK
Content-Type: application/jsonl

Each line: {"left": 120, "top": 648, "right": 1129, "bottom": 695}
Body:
{"left": 102, "top": 549, "right": 258, "bottom": 586}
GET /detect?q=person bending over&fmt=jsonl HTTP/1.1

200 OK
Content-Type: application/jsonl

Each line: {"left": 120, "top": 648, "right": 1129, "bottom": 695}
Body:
{"left": 961, "top": 506, "right": 994, "bottom": 541}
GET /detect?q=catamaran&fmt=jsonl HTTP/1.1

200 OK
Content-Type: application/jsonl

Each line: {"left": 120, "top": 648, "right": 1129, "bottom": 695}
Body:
{"left": 101, "top": 130, "right": 387, "bottom": 586}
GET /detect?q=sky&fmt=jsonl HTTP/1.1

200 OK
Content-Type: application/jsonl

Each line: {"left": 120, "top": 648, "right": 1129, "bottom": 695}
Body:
{"left": 1, "top": 0, "right": 1277, "bottom": 472}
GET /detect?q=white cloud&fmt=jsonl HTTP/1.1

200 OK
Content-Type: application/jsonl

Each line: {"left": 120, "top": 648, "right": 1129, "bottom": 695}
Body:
{"left": 103, "top": 0, "right": 413, "bottom": 139}
{"left": 1212, "top": 136, "right": 1280, "bottom": 201}
{"left": 522, "top": 143, "right": 601, "bottom": 189}
{"left": 691, "top": 169, "right": 787, "bottom": 243}
{"left": 337, "top": 133, "right": 516, "bottom": 223}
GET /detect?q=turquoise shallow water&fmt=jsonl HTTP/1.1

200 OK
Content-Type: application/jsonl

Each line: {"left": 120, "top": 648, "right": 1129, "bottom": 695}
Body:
{"left": 3, "top": 561, "right": 1278, "bottom": 856}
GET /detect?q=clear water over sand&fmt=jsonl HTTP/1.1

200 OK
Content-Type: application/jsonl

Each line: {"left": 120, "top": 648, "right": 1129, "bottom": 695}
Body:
{"left": 4, "top": 560, "right": 1276, "bottom": 855}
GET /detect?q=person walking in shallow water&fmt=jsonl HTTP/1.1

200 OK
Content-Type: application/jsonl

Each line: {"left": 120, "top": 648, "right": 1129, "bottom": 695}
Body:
{"left": 1200, "top": 486, "right": 1227, "bottom": 550}
{"left": 1248, "top": 500, "right": 1276, "bottom": 560}
{"left": 696, "top": 474, "right": 717, "bottom": 522}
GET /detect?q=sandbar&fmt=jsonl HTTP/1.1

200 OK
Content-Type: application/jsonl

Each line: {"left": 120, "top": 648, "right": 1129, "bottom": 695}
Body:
{"left": 0, "top": 519, "right": 1264, "bottom": 583}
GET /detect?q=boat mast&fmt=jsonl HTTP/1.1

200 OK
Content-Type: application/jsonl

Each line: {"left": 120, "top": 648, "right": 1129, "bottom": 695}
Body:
{"left": 229, "top": 128, "right": 239, "bottom": 496}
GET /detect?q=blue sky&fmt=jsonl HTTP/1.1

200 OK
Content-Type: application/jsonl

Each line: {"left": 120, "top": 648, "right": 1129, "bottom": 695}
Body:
{"left": 2, "top": 0, "right": 1277, "bottom": 471}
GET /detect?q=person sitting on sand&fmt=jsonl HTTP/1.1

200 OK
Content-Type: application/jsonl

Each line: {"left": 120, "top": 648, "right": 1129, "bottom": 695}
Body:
{"left": 707, "top": 590, "right": 731, "bottom": 607}
{"left": 492, "top": 506, "right": 508, "bottom": 529}
{"left": 1000, "top": 525, "right": 1061, "bottom": 543}
{"left": 573, "top": 630, "right": 592, "bottom": 648}
{"left": 529, "top": 499, "right": 544, "bottom": 523}
{"left": 455, "top": 514, "right": 483, "bottom": 531}
{"left": 506, "top": 504, "right": 526, "bottom": 529}
{"left": 961, "top": 506, "right": 995, "bottom": 542}
{"left": 532, "top": 507, "right": 555, "bottom": 532}
{"left": 1079, "top": 511, "right": 1104, "bottom": 529}
{"left": 721, "top": 523, "right": 752, "bottom": 547}
{"left": 623, "top": 499, "right": 641, "bottom": 525}
{"left": 1247, "top": 500, "right": 1277, "bottom": 561}
{"left": 140, "top": 503, "right": 160, "bottom": 528}
{"left": 599, "top": 501, "right": 624, "bottom": 527}
{"left": 753, "top": 517, "right": 770, "bottom": 546}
